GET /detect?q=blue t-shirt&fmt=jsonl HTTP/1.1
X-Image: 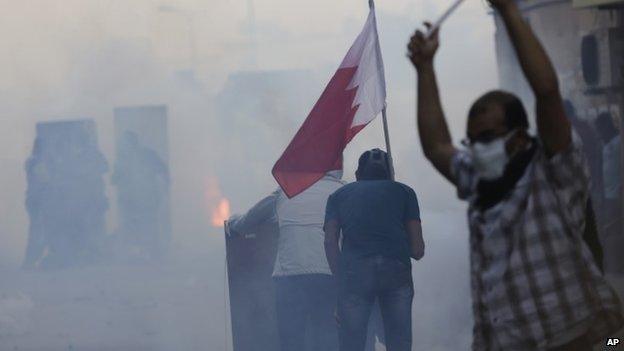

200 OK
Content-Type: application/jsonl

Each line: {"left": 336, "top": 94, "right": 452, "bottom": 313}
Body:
{"left": 324, "top": 180, "right": 421, "bottom": 264}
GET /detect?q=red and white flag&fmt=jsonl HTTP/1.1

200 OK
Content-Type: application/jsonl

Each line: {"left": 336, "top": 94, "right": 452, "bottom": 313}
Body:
{"left": 272, "top": 6, "right": 387, "bottom": 198}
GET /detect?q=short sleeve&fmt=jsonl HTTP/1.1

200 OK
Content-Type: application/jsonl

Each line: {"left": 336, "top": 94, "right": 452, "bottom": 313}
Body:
{"left": 404, "top": 187, "right": 421, "bottom": 222}
{"left": 450, "top": 150, "right": 476, "bottom": 201}
{"left": 324, "top": 193, "right": 340, "bottom": 226}
{"left": 541, "top": 132, "right": 591, "bottom": 230}
{"left": 543, "top": 132, "right": 590, "bottom": 194}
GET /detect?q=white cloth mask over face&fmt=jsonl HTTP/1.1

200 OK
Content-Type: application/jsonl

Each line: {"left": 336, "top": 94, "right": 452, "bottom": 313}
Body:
{"left": 470, "top": 130, "right": 517, "bottom": 181}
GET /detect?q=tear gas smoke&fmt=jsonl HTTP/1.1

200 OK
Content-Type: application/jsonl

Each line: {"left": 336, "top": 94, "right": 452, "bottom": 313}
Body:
{"left": 0, "top": 1, "right": 497, "bottom": 350}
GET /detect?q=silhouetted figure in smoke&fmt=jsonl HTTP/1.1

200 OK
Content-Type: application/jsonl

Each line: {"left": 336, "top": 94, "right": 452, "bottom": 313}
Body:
{"left": 596, "top": 112, "right": 622, "bottom": 208}
{"left": 595, "top": 112, "right": 622, "bottom": 270}
{"left": 23, "top": 138, "right": 50, "bottom": 268}
{"left": 113, "top": 131, "right": 169, "bottom": 260}
{"left": 71, "top": 132, "right": 109, "bottom": 262}
{"left": 563, "top": 100, "right": 604, "bottom": 271}
{"left": 563, "top": 101, "right": 604, "bottom": 206}
{"left": 44, "top": 133, "right": 108, "bottom": 268}
{"left": 24, "top": 124, "right": 109, "bottom": 269}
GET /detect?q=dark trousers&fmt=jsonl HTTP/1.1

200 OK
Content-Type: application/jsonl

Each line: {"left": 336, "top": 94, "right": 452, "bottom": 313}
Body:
{"left": 274, "top": 274, "right": 338, "bottom": 351}
{"left": 338, "top": 255, "right": 414, "bottom": 351}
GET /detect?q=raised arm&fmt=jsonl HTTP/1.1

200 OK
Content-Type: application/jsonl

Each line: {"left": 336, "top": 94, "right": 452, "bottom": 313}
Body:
{"left": 408, "top": 25, "right": 457, "bottom": 183}
{"left": 227, "top": 190, "right": 279, "bottom": 236}
{"left": 490, "top": 0, "right": 571, "bottom": 155}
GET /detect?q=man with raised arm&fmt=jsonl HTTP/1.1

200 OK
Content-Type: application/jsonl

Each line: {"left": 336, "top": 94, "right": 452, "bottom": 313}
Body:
{"left": 407, "top": 1, "right": 623, "bottom": 350}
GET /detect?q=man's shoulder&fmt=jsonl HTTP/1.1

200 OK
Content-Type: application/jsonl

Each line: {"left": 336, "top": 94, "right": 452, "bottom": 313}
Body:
{"left": 331, "top": 181, "right": 354, "bottom": 194}
{"left": 315, "top": 177, "right": 348, "bottom": 194}
{"left": 336, "top": 180, "right": 414, "bottom": 193}
{"left": 366, "top": 180, "right": 415, "bottom": 194}
{"left": 392, "top": 181, "right": 415, "bottom": 191}
{"left": 328, "top": 181, "right": 360, "bottom": 199}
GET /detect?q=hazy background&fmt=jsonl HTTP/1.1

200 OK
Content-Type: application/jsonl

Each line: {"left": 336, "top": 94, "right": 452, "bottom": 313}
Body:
{"left": 0, "top": 0, "right": 498, "bottom": 350}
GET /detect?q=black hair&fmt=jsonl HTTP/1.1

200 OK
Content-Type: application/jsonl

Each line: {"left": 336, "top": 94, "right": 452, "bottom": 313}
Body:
{"left": 468, "top": 90, "right": 529, "bottom": 131}
{"left": 356, "top": 148, "right": 391, "bottom": 180}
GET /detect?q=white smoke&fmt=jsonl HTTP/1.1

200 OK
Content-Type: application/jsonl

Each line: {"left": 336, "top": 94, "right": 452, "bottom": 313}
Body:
{"left": 0, "top": 0, "right": 497, "bottom": 350}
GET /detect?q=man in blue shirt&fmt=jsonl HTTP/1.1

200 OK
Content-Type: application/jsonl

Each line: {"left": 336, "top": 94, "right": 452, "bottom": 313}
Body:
{"left": 324, "top": 149, "right": 424, "bottom": 351}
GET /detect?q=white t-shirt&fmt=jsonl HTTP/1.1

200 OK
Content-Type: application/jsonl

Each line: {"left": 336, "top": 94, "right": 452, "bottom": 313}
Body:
{"left": 229, "top": 171, "right": 346, "bottom": 277}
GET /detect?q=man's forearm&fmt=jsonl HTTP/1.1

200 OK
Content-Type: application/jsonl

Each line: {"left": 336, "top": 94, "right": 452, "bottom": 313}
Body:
{"left": 417, "top": 63, "right": 455, "bottom": 181}
{"left": 410, "top": 233, "right": 424, "bottom": 260}
{"left": 417, "top": 63, "right": 452, "bottom": 152}
{"left": 407, "top": 220, "right": 425, "bottom": 260}
{"left": 496, "top": 2, "right": 571, "bottom": 155}
{"left": 325, "top": 243, "right": 339, "bottom": 276}
{"left": 324, "top": 233, "right": 340, "bottom": 276}
{"left": 228, "top": 191, "right": 278, "bottom": 234}
{"left": 497, "top": 3, "right": 558, "bottom": 97}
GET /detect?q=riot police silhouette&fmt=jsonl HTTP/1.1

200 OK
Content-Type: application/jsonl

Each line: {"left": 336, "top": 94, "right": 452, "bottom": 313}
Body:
{"left": 112, "top": 131, "right": 169, "bottom": 260}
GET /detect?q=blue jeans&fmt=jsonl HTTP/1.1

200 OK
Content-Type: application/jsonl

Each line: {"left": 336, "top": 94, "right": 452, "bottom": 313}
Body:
{"left": 338, "top": 255, "right": 414, "bottom": 351}
{"left": 274, "top": 274, "right": 338, "bottom": 351}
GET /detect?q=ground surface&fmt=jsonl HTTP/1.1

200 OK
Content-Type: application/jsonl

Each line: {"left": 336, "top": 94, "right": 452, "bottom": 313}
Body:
{"left": 0, "top": 244, "right": 232, "bottom": 351}
{"left": 1, "top": 223, "right": 621, "bottom": 351}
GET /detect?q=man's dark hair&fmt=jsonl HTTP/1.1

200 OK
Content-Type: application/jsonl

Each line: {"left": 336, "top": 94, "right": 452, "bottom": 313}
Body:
{"left": 356, "top": 148, "right": 391, "bottom": 181}
{"left": 468, "top": 90, "right": 529, "bottom": 131}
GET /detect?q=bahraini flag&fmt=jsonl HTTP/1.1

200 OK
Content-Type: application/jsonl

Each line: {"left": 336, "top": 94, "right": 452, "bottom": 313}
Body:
{"left": 272, "top": 6, "right": 387, "bottom": 198}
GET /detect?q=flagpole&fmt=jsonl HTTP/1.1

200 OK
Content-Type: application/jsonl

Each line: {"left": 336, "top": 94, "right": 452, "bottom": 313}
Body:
{"left": 381, "top": 107, "right": 396, "bottom": 180}
{"left": 369, "top": 0, "right": 395, "bottom": 180}
{"left": 426, "top": 0, "right": 466, "bottom": 37}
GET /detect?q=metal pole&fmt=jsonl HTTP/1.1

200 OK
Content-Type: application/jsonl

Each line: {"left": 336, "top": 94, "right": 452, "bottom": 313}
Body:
{"left": 381, "top": 107, "right": 396, "bottom": 180}
{"left": 368, "top": 0, "right": 394, "bottom": 180}
{"left": 427, "top": 0, "right": 466, "bottom": 37}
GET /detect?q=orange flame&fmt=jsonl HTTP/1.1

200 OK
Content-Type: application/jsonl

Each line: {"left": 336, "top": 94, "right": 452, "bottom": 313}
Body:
{"left": 212, "top": 198, "right": 230, "bottom": 227}
{"left": 205, "top": 176, "right": 230, "bottom": 228}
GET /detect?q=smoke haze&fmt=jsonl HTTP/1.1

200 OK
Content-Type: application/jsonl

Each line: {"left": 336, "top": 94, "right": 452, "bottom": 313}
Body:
{"left": 0, "top": 1, "right": 498, "bottom": 349}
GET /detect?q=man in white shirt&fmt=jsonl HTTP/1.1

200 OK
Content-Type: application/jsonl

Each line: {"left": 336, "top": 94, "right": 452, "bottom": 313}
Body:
{"left": 227, "top": 170, "right": 345, "bottom": 351}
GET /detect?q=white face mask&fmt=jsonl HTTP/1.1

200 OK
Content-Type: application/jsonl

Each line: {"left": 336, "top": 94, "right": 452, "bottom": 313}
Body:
{"left": 470, "top": 130, "right": 517, "bottom": 181}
